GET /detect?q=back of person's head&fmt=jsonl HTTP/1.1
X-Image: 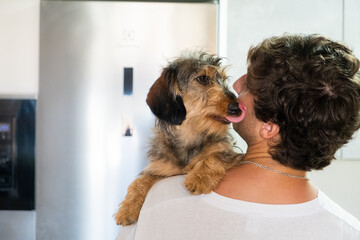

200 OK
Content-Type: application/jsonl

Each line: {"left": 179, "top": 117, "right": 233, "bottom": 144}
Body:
{"left": 246, "top": 34, "right": 360, "bottom": 171}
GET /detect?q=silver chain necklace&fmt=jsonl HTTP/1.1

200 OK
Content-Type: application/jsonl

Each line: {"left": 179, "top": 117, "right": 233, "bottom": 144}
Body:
{"left": 239, "top": 161, "right": 309, "bottom": 181}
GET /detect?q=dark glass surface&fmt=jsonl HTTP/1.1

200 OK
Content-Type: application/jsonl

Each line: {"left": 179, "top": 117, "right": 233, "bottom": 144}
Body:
{"left": 0, "top": 99, "right": 36, "bottom": 210}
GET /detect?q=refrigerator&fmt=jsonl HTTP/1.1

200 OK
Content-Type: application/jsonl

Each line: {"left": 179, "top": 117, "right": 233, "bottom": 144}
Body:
{"left": 37, "top": 0, "right": 218, "bottom": 239}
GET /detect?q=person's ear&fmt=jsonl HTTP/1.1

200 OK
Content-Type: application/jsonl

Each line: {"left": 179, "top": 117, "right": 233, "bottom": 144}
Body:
{"left": 259, "top": 122, "right": 279, "bottom": 139}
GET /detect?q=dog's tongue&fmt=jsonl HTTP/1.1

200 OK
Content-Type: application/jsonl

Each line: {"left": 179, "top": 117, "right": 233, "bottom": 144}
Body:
{"left": 225, "top": 103, "right": 246, "bottom": 123}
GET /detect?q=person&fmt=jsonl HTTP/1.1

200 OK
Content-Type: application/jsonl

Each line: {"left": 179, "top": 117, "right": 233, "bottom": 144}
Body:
{"left": 117, "top": 34, "right": 360, "bottom": 240}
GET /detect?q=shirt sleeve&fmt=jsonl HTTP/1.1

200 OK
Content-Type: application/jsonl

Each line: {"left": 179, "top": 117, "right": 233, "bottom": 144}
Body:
{"left": 115, "top": 224, "right": 137, "bottom": 240}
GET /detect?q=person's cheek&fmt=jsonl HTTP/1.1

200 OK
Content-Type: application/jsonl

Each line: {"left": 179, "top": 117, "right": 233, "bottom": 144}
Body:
{"left": 233, "top": 79, "right": 242, "bottom": 95}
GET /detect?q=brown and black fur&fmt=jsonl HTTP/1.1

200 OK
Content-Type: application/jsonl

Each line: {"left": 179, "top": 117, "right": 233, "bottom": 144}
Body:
{"left": 115, "top": 51, "right": 243, "bottom": 226}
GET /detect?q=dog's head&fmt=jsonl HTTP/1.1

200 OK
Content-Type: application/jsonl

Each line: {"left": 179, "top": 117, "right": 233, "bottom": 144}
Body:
{"left": 146, "top": 52, "right": 244, "bottom": 132}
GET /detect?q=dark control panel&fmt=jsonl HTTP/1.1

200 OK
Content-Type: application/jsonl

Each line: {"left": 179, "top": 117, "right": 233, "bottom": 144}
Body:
{"left": 0, "top": 99, "right": 35, "bottom": 210}
{"left": 0, "top": 119, "right": 14, "bottom": 190}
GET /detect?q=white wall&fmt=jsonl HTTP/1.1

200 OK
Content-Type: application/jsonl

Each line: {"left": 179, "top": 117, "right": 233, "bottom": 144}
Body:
{"left": 224, "top": 0, "right": 360, "bottom": 220}
{"left": 0, "top": 0, "right": 39, "bottom": 97}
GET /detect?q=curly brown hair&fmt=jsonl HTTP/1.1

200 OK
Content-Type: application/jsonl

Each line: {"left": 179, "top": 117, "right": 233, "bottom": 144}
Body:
{"left": 246, "top": 34, "right": 360, "bottom": 171}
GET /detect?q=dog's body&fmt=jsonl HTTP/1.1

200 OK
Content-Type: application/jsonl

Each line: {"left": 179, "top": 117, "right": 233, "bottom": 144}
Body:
{"left": 115, "top": 52, "right": 245, "bottom": 226}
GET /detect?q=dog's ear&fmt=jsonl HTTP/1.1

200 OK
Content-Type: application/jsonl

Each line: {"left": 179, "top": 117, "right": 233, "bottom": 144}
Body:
{"left": 146, "top": 69, "right": 186, "bottom": 125}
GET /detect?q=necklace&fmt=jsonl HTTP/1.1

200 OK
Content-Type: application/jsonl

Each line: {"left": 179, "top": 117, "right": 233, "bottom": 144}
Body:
{"left": 239, "top": 160, "right": 309, "bottom": 181}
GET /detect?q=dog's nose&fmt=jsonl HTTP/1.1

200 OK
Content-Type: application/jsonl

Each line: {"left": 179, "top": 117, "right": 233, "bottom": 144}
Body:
{"left": 228, "top": 102, "right": 241, "bottom": 116}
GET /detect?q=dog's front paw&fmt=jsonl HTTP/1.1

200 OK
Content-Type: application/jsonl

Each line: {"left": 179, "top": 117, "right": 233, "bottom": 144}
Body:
{"left": 185, "top": 172, "right": 214, "bottom": 194}
{"left": 114, "top": 201, "right": 140, "bottom": 226}
{"left": 184, "top": 159, "right": 226, "bottom": 195}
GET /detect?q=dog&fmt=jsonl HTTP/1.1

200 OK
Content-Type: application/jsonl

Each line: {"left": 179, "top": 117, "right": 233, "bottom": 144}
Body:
{"left": 115, "top": 51, "right": 246, "bottom": 226}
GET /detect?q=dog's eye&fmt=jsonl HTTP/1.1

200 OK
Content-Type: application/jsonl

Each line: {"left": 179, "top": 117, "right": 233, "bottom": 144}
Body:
{"left": 195, "top": 75, "right": 210, "bottom": 85}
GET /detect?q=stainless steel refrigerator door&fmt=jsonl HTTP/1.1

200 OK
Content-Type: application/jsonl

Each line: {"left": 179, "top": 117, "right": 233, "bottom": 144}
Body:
{"left": 38, "top": 1, "right": 217, "bottom": 239}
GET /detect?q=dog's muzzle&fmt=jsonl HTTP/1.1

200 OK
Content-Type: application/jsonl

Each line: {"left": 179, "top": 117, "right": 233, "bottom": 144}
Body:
{"left": 224, "top": 102, "right": 246, "bottom": 123}
{"left": 227, "top": 102, "right": 241, "bottom": 116}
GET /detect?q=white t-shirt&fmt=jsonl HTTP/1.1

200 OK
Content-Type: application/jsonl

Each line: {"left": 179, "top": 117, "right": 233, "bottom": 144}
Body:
{"left": 117, "top": 175, "right": 360, "bottom": 240}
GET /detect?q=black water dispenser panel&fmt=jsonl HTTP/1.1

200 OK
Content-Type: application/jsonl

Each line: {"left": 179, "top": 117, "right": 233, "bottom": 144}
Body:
{"left": 0, "top": 99, "right": 35, "bottom": 210}
{"left": 0, "top": 118, "right": 14, "bottom": 189}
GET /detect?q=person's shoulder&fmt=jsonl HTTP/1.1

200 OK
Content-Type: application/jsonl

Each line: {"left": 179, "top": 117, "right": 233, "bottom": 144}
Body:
{"left": 116, "top": 176, "right": 189, "bottom": 240}
{"left": 318, "top": 190, "right": 360, "bottom": 233}
{"left": 142, "top": 175, "right": 192, "bottom": 209}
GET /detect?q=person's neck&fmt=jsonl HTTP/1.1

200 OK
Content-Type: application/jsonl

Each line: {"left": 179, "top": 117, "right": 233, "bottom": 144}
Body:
{"left": 214, "top": 140, "right": 318, "bottom": 204}
{"left": 243, "top": 140, "right": 273, "bottom": 162}
{"left": 243, "top": 140, "right": 307, "bottom": 178}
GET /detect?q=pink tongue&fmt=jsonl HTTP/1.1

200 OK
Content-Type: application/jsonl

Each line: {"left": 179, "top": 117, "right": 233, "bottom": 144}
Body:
{"left": 225, "top": 103, "right": 246, "bottom": 123}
